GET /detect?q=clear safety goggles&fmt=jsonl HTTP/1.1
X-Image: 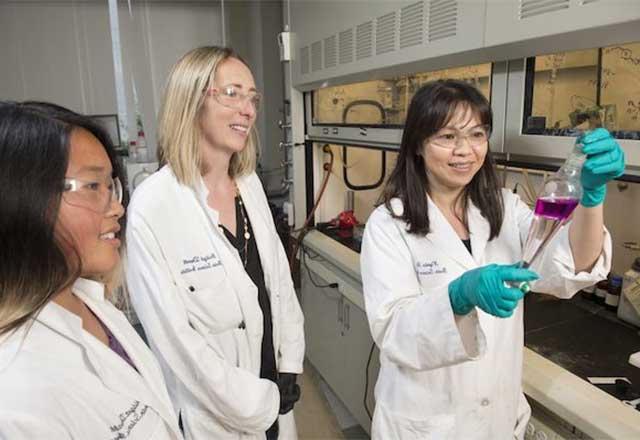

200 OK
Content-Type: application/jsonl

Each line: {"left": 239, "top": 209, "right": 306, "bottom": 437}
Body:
{"left": 429, "top": 125, "right": 491, "bottom": 150}
{"left": 62, "top": 176, "right": 123, "bottom": 213}
{"left": 205, "top": 84, "right": 262, "bottom": 112}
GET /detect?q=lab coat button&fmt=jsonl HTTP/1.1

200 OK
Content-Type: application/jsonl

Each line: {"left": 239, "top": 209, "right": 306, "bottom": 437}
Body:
{"left": 481, "top": 398, "right": 490, "bottom": 406}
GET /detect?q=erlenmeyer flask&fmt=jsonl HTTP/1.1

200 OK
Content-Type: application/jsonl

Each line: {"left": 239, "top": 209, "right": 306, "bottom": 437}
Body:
{"left": 509, "top": 134, "right": 586, "bottom": 292}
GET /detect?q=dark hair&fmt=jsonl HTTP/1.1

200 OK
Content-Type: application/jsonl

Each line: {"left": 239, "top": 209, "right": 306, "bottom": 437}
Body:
{"left": 0, "top": 101, "right": 126, "bottom": 337}
{"left": 381, "top": 79, "right": 504, "bottom": 239}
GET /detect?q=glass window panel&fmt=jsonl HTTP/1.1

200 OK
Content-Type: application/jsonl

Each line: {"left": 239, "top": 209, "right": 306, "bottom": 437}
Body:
{"left": 313, "top": 79, "right": 397, "bottom": 125}
{"left": 312, "top": 63, "right": 491, "bottom": 127}
{"left": 601, "top": 42, "right": 640, "bottom": 134}
{"left": 527, "top": 50, "right": 599, "bottom": 134}
{"left": 523, "top": 43, "right": 640, "bottom": 139}
{"left": 316, "top": 144, "right": 398, "bottom": 225}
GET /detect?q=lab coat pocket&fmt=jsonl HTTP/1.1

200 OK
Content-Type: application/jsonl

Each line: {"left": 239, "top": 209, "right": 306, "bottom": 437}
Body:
{"left": 186, "top": 279, "right": 249, "bottom": 367}
{"left": 231, "top": 328, "right": 251, "bottom": 368}
{"left": 201, "top": 325, "right": 250, "bottom": 369}
{"left": 374, "top": 404, "right": 455, "bottom": 440}
{"left": 203, "top": 329, "right": 240, "bottom": 367}
{"left": 185, "top": 277, "right": 244, "bottom": 335}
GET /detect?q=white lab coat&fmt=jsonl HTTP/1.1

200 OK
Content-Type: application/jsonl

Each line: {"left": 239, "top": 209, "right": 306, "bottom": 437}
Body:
{"left": 125, "top": 166, "right": 305, "bottom": 440}
{"left": 0, "top": 278, "right": 181, "bottom": 440}
{"left": 360, "top": 190, "right": 611, "bottom": 440}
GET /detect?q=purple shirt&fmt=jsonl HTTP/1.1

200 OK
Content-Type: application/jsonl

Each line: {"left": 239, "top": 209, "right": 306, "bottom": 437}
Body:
{"left": 90, "top": 309, "right": 138, "bottom": 372}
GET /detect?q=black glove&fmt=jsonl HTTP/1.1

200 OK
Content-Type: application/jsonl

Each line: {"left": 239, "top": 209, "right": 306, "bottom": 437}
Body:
{"left": 266, "top": 419, "right": 279, "bottom": 440}
{"left": 277, "top": 373, "right": 301, "bottom": 415}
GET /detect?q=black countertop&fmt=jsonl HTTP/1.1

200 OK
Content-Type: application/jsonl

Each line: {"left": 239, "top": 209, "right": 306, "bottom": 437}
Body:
{"left": 524, "top": 293, "right": 640, "bottom": 407}
{"left": 316, "top": 224, "right": 363, "bottom": 253}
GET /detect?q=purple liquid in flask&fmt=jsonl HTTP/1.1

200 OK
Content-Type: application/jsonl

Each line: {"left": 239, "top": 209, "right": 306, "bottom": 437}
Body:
{"left": 534, "top": 197, "right": 579, "bottom": 220}
{"left": 520, "top": 197, "right": 579, "bottom": 269}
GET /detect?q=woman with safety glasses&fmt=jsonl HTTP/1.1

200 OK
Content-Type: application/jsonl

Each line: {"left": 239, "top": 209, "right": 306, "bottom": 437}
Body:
{"left": 0, "top": 101, "right": 181, "bottom": 439}
{"left": 360, "top": 80, "right": 623, "bottom": 439}
{"left": 125, "top": 46, "right": 304, "bottom": 440}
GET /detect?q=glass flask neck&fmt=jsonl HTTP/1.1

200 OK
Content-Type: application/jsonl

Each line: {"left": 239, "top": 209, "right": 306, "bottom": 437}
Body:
{"left": 557, "top": 135, "right": 588, "bottom": 179}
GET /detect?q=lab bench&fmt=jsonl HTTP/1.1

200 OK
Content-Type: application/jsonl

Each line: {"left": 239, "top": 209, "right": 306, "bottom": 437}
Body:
{"left": 300, "top": 229, "right": 640, "bottom": 439}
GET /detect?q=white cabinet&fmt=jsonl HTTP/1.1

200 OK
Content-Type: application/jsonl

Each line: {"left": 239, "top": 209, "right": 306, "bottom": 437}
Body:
{"left": 300, "top": 257, "right": 378, "bottom": 434}
{"left": 340, "top": 295, "right": 379, "bottom": 433}
{"left": 301, "top": 269, "right": 344, "bottom": 387}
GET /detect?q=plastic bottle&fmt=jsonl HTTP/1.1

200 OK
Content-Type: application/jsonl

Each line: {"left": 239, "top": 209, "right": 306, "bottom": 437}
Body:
{"left": 605, "top": 275, "right": 622, "bottom": 312}
{"left": 136, "top": 130, "right": 148, "bottom": 163}
{"left": 128, "top": 140, "right": 138, "bottom": 162}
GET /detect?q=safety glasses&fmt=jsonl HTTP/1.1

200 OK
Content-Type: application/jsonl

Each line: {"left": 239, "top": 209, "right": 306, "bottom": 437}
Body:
{"left": 205, "top": 84, "right": 262, "bottom": 112}
{"left": 62, "top": 176, "right": 123, "bottom": 213}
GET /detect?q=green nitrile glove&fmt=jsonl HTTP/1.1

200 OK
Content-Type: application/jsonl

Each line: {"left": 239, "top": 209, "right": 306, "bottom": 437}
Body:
{"left": 579, "top": 128, "right": 625, "bottom": 207}
{"left": 448, "top": 263, "right": 539, "bottom": 318}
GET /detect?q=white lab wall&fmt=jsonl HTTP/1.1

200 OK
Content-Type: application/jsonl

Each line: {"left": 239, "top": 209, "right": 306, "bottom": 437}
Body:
{"left": 117, "top": 1, "right": 224, "bottom": 157}
{"left": 0, "top": 0, "right": 286, "bottom": 183}
{"left": 143, "top": 2, "right": 224, "bottom": 108}
{"left": 226, "top": 0, "right": 287, "bottom": 196}
{"left": 0, "top": 1, "right": 115, "bottom": 114}
{"left": 0, "top": 0, "right": 224, "bottom": 159}
{"left": 80, "top": 3, "right": 120, "bottom": 115}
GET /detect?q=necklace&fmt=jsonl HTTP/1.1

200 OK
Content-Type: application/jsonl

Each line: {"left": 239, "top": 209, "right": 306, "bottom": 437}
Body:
{"left": 234, "top": 181, "right": 251, "bottom": 267}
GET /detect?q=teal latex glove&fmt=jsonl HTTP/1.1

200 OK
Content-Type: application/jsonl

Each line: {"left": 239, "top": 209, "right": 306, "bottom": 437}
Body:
{"left": 448, "top": 264, "right": 539, "bottom": 318}
{"left": 579, "top": 128, "right": 625, "bottom": 207}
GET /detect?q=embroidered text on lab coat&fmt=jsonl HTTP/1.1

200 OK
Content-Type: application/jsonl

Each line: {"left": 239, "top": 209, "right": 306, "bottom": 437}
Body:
{"left": 415, "top": 260, "right": 447, "bottom": 276}
{"left": 109, "top": 400, "right": 150, "bottom": 439}
{"left": 180, "top": 252, "right": 222, "bottom": 274}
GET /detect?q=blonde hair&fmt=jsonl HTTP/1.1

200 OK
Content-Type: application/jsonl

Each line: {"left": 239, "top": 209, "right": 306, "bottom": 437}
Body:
{"left": 157, "top": 46, "right": 258, "bottom": 186}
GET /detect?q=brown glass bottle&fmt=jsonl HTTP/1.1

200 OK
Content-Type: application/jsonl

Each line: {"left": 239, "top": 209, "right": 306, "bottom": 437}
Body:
{"left": 605, "top": 275, "right": 622, "bottom": 312}
{"left": 594, "top": 278, "right": 609, "bottom": 305}
{"left": 581, "top": 283, "right": 597, "bottom": 301}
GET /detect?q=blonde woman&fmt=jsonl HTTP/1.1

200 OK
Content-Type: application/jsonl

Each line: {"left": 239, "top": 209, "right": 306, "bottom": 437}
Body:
{"left": 125, "top": 46, "right": 304, "bottom": 440}
{"left": 0, "top": 101, "right": 181, "bottom": 439}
